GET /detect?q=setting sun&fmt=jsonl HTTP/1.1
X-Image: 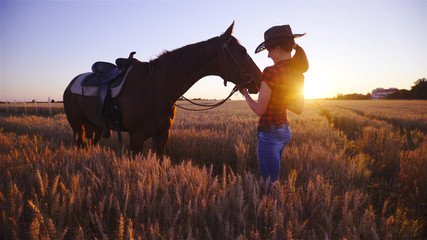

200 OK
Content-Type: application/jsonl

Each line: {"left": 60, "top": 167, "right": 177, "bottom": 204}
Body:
{"left": 304, "top": 77, "right": 327, "bottom": 99}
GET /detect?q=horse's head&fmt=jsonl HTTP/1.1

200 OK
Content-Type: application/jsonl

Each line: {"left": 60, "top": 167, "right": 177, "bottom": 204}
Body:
{"left": 219, "top": 22, "right": 261, "bottom": 94}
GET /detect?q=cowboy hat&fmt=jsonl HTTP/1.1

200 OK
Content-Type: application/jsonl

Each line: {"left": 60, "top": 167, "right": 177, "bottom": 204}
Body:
{"left": 255, "top": 25, "right": 306, "bottom": 53}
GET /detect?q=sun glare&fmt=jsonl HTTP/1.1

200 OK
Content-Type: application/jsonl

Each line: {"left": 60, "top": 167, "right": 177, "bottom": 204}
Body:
{"left": 304, "top": 78, "right": 327, "bottom": 99}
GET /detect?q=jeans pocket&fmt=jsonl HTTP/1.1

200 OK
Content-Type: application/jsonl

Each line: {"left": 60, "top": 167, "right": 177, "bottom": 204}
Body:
{"left": 258, "top": 131, "right": 274, "bottom": 145}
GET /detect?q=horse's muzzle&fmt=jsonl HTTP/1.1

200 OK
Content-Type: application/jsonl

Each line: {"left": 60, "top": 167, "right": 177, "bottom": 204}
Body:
{"left": 242, "top": 74, "right": 260, "bottom": 94}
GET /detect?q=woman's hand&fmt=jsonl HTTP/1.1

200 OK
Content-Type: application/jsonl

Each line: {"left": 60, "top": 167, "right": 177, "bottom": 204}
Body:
{"left": 239, "top": 87, "right": 249, "bottom": 97}
{"left": 240, "top": 82, "right": 271, "bottom": 116}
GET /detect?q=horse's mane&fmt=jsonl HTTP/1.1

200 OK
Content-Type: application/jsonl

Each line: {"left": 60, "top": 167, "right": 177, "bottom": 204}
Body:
{"left": 156, "top": 50, "right": 170, "bottom": 58}
{"left": 154, "top": 36, "right": 242, "bottom": 60}
{"left": 154, "top": 37, "right": 221, "bottom": 68}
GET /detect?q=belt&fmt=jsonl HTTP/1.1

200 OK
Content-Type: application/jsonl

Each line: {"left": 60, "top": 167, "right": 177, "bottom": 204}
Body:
{"left": 257, "top": 123, "right": 289, "bottom": 132}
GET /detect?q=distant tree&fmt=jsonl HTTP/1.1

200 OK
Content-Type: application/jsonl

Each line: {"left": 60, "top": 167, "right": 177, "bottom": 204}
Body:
{"left": 411, "top": 78, "right": 427, "bottom": 99}
{"left": 348, "top": 93, "right": 370, "bottom": 100}
{"left": 386, "top": 89, "right": 410, "bottom": 99}
{"left": 336, "top": 93, "right": 370, "bottom": 100}
{"left": 51, "top": 99, "right": 56, "bottom": 103}
{"left": 386, "top": 78, "right": 426, "bottom": 99}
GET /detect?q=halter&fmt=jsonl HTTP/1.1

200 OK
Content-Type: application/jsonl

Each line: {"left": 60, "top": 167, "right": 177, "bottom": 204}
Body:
{"left": 221, "top": 37, "right": 254, "bottom": 88}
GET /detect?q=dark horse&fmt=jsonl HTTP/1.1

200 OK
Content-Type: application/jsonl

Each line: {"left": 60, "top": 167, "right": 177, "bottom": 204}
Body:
{"left": 63, "top": 22, "right": 261, "bottom": 154}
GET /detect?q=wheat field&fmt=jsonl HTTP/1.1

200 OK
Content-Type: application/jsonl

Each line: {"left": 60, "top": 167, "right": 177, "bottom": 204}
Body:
{"left": 0, "top": 100, "right": 425, "bottom": 239}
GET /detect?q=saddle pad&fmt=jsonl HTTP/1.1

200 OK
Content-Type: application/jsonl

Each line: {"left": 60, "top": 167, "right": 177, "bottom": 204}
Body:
{"left": 70, "top": 65, "right": 133, "bottom": 98}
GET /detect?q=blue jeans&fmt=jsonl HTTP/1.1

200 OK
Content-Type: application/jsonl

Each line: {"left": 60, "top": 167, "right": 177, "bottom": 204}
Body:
{"left": 257, "top": 126, "right": 292, "bottom": 183}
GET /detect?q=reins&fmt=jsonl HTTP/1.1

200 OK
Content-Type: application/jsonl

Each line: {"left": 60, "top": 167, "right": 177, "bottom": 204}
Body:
{"left": 177, "top": 85, "right": 239, "bottom": 111}
{"left": 151, "top": 76, "right": 249, "bottom": 112}
{"left": 177, "top": 77, "right": 252, "bottom": 111}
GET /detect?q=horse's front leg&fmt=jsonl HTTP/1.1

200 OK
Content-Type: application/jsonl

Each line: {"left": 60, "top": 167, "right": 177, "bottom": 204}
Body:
{"left": 154, "top": 108, "right": 175, "bottom": 156}
{"left": 129, "top": 129, "right": 149, "bottom": 153}
{"left": 154, "top": 128, "right": 170, "bottom": 156}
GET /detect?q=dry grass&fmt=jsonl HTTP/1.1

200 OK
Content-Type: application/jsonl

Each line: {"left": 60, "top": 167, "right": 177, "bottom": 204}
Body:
{"left": 0, "top": 100, "right": 425, "bottom": 239}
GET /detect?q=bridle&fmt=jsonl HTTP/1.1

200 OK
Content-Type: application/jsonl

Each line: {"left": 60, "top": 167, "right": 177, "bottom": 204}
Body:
{"left": 162, "top": 37, "right": 254, "bottom": 111}
{"left": 222, "top": 37, "right": 253, "bottom": 87}
{"left": 222, "top": 37, "right": 254, "bottom": 88}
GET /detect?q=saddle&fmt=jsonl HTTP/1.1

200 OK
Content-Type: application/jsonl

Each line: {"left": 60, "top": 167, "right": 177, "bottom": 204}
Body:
{"left": 81, "top": 52, "right": 137, "bottom": 140}
{"left": 82, "top": 51, "right": 136, "bottom": 87}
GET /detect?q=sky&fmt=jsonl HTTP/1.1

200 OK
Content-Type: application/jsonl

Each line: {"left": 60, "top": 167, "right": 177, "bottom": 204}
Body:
{"left": 1, "top": 0, "right": 426, "bottom": 102}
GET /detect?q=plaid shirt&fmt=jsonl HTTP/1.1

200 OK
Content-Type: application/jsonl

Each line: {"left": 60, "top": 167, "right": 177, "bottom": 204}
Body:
{"left": 258, "top": 60, "right": 293, "bottom": 126}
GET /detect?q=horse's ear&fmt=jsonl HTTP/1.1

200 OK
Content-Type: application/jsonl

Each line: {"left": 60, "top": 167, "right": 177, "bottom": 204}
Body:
{"left": 221, "top": 21, "right": 235, "bottom": 41}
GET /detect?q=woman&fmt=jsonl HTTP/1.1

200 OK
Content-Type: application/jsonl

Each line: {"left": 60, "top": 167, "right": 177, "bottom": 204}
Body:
{"left": 240, "top": 25, "right": 308, "bottom": 184}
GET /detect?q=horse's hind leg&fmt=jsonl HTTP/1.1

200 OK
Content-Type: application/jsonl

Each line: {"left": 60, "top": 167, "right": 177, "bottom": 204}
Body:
{"left": 83, "top": 121, "right": 103, "bottom": 145}
{"left": 68, "top": 117, "right": 101, "bottom": 147}
{"left": 72, "top": 124, "right": 85, "bottom": 147}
